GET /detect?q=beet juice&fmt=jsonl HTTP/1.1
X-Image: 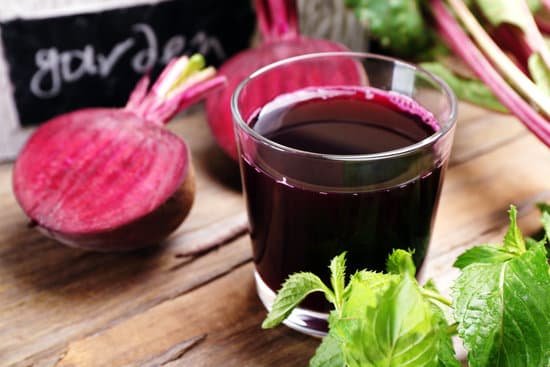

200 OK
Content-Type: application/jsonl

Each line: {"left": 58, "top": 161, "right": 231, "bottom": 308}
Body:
{"left": 240, "top": 86, "right": 445, "bottom": 312}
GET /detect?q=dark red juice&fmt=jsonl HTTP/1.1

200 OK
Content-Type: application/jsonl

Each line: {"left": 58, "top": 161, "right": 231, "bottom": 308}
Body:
{"left": 241, "top": 86, "right": 444, "bottom": 311}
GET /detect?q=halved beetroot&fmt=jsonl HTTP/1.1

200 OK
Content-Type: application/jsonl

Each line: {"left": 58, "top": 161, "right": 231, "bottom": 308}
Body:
{"left": 13, "top": 55, "right": 223, "bottom": 251}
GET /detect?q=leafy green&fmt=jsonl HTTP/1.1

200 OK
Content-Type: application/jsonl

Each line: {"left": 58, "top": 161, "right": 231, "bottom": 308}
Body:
{"left": 341, "top": 270, "right": 398, "bottom": 318}
{"left": 528, "top": 53, "right": 550, "bottom": 96}
{"left": 262, "top": 272, "right": 333, "bottom": 328}
{"left": 310, "top": 334, "right": 344, "bottom": 367}
{"left": 453, "top": 244, "right": 550, "bottom": 367}
{"left": 345, "top": 0, "right": 432, "bottom": 58}
{"left": 386, "top": 248, "right": 416, "bottom": 277}
{"left": 330, "top": 251, "right": 457, "bottom": 367}
{"left": 330, "top": 252, "right": 347, "bottom": 311}
{"left": 453, "top": 206, "right": 550, "bottom": 367}
{"left": 525, "top": 236, "right": 546, "bottom": 249}
{"left": 432, "top": 306, "right": 461, "bottom": 367}
{"left": 420, "top": 62, "right": 507, "bottom": 113}
{"left": 453, "top": 245, "right": 516, "bottom": 268}
{"left": 502, "top": 205, "right": 526, "bottom": 253}
{"left": 537, "top": 202, "right": 550, "bottom": 239}
{"left": 334, "top": 275, "right": 441, "bottom": 367}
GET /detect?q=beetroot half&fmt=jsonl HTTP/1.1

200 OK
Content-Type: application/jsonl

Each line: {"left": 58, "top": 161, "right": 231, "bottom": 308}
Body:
{"left": 13, "top": 55, "right": 225, "bottom": 251}
{"left": 205, "top": 0, "right": 361, "bottom": 160}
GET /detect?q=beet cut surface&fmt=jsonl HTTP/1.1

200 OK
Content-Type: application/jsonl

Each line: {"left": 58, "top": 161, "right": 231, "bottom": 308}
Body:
{"left": 13, "top": 54, "right": 221, "bottom": 251}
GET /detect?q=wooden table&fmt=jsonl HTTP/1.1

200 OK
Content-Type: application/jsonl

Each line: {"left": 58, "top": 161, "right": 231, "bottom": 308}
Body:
{"left": 1, "top": 103, "right": 549, "bottom": 367}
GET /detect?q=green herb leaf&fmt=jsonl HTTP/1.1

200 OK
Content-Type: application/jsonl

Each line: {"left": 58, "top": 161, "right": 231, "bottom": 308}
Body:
{"left": 309, "top": 333, "right": 344, "bottom": 367}
{"left": 387, "top": 249, "right": 416, "bottom": 277}
{"left": 525, "top": 236, "right": 547, "bottom": 250}
{"left": 420, "top": 62, "right": 507, "bottom": 113}
{"left": 333, "top": 274, "right": 441, "bottom": 367}
{"left": 528, "top": 53, "right": 550, "bottom": 97}
{"left": 330, "top": 252, "right": 347, "bottom": 311}
{"left": 453, "top": 245, "right": 516, "bottom": 269}
{"left": 341, "top": 271, "right": 399, "bottom": 318}
{"left": 537, "top": 202, "right": 550, "bottom": 239}
{"left": 432, "top": 306, "right": 461, "bottom": 367}
{"left": 262, "top": 273, "right": 333, "bottom": 329}
{"left": 453, "top": 244, "right": 550, "bottom": 367}
{"left": 503, "top": 205, "right": 526, "bottom": 253}
{"left": 346, "top": 0, "right": 432, "bottom": 58}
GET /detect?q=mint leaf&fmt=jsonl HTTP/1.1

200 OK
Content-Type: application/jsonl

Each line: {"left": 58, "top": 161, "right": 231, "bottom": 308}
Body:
{"left": 537, "top": 202, "right": 550, "bottom": 239}
{"left": 333, "top": 274, "right": 440, "bottom": 367}
{"left": 453, "top": 245, "right": 515, "bottom": 269}
{"left": 262, "top": 273, "right": 333, "bottom": 329}
{"left": 420, "top": 62, "right": 507, "bottom": 113}
{"left": 386, "top": 249, "right": 416, "bottom": 277}
{"left": 503, "top": 205, "right": 526, "bottom": 253}
{"left": 330, "top": 252, "right": 347, "bottom": 311}
{"left": 309, "top": 333, "right": 344, "bottom": 367}
{"left": 432, "top": 306, "right": 461, "bottom": 367}
{"left": 342, "top": 271, "right": 399, "bottom": 317}
{"left": 526, "top": 236, "right": 547, "bottom": 250}
{"left": 453, "top": 244, "right": 550, "bottom": 367}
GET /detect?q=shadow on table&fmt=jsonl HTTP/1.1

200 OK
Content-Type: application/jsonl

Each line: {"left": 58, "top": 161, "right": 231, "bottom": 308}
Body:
{"left": 196, "top": 144, "right": 242, "bottom": 193}
{"left": 0, "top": 222, "right": 167, "bottom": 299}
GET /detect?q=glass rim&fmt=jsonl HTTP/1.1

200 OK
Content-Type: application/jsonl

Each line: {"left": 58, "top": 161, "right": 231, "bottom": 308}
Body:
{"left": 231, "top": 51, "right": 458, "bottom": 162}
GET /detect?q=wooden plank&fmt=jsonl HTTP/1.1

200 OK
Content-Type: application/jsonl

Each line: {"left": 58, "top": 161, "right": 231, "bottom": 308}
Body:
{"left": 448, "top": 105, "right": 526, "bottom": 166}
{"left": 55, "top": 263, "right": 318, "bottom": 367}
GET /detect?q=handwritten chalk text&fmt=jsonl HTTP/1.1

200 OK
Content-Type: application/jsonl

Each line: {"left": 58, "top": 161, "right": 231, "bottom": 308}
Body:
{"left": 30, "top": 23, "right": 225, "bottom": 99}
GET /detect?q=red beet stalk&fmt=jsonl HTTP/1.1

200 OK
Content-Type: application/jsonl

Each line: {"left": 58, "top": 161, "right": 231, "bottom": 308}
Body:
{"left": 535, "top": 15, "right": 550, "bottom": 34}
{"left": 431, "top": 0, "right": 550, "bottom": 146}
{"left": 13, "top": 54, "right": 224, "bottom": 251}
{"left": 491, "top": 25, "right": 531, "bottom": 73}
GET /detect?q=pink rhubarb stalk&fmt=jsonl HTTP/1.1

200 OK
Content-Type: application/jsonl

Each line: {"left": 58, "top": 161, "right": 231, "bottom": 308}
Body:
{"left": 431, "top": 0, "right": 550, "bottom": 146}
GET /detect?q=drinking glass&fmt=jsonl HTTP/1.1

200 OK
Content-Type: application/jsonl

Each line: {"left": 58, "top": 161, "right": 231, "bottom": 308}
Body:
{"left": 231, "top": 52, "right": 457, "bottom": 336}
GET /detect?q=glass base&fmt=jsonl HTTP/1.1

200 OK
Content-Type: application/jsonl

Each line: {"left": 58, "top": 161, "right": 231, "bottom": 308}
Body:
{"left": 254, "top": 271, "right": 328, "bottom": 338}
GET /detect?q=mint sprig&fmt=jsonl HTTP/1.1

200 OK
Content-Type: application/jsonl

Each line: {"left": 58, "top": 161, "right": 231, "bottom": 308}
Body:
{"left": 261, "top": 272, "right": 334, "bottom": 329}
{"left": 262, "top": 205, "right": 550, "bottom": 367}
{"left": 453, "top": 207, "right": 550, "bottom": 367}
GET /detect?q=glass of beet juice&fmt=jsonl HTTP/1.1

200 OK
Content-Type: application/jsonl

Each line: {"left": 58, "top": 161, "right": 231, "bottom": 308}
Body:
{"left": 231, "top": 52, "right": 457, "bottom": 336}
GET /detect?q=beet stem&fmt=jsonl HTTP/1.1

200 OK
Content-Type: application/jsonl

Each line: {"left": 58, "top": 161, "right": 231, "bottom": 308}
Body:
{"left": 125, "top": 75, "right": 151, "bottom": 111}
{"left": 492, "top": 25, "right": 532, "bottom": 73}
{"left": 513, "top": 0, "right": 550, "bottom": 71}
{"left": 536, "top": 15, "right": 550, "bottom": 34}
{"left": 125, "top": 54, "right": 223, "bottom": 125}
{"left": 431, "top": 0, "right": 550, "bottom": 146}
{"left": 254, "top": 0, "right": 299, "bottom": 42}
{"left": 445, "top": 0, "right": 550, "bottom": 117}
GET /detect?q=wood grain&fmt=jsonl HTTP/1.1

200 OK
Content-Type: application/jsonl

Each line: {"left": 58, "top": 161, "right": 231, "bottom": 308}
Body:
{"left": 0, "top": 103, "right": 549, "bottom": 367}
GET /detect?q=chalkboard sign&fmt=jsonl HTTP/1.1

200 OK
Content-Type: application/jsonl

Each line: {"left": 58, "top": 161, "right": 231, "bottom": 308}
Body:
{"left": 0, "top": 0, "right": 255, "bottom": 160}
